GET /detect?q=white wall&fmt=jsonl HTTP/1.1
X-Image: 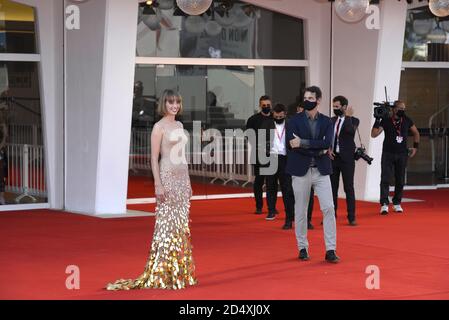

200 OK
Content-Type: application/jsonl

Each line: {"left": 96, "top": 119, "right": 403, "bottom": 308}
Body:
{"left": 65, "top": 0, "right": 138, "bottom": 215}
{"left": 366, "top": 0, "right": 408, "bottom": 201}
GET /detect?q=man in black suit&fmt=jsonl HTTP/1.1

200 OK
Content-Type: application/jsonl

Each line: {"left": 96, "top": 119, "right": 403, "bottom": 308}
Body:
{"left": 246, "top": 95, "right": 273, "bottom": 215}
{"left": 286, "top": 86, "right": 339, "bottom": 263}
{"left": 262, "top": 103, "right": 295, "bottom": 229}
{"left": 329, "top": 96, "right": 359, "bottom": 226}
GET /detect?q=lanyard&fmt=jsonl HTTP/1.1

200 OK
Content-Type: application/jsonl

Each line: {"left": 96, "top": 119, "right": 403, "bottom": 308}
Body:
{"left": 391, "top": 117, "right": 403, "bottom": 137}
{"left": 275, "top": 125, "right": 285, "bottom": 142}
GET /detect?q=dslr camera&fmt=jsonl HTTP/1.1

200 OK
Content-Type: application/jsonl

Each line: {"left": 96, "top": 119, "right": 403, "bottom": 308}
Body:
{"left": 373, "top": 101, "right": 394, "bottom": 119}
{"left": 354, "top": 146, "right": 373, "bottom": 165}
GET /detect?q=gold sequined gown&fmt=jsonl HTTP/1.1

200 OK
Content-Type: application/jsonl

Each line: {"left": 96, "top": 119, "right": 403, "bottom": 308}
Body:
{"left": 107, "top": 122, "right": 197, "bottom": 290}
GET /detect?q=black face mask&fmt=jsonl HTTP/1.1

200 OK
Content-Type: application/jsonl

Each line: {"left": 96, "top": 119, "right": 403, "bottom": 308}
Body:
{"left": 274, "top": 118, "right": 285, "bottom": 124}
{"left": 396, "top": 110, "right": 405, "bottom": 118}
{"left": 261, "top": 107, "right": 271, "bottom": 115}
{"left": 303, "top": 100, "right": 317, "bottom": 111}
{"left": 333, "top": 109, "right": 344, "bottom": 117}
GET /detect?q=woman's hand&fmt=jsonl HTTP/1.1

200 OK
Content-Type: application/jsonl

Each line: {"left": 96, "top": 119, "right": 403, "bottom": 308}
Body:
{"left": 155, "top": 184, "right": 166, "bottom": 203}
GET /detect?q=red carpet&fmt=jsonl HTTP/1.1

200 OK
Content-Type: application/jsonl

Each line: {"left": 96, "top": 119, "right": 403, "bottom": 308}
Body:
{"left": 1, "top": 189, "right": 449, "bottom": 300}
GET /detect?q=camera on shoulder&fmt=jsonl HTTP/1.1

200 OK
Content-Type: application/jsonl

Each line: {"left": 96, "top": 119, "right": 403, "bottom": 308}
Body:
{"left": 373, "top": 101, "right": 394, "bottom": 119}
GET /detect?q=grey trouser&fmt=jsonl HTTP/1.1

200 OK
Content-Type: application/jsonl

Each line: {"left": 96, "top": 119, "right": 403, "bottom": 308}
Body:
{"left": 292, "top": 168, "right": 336, "bottom": 252}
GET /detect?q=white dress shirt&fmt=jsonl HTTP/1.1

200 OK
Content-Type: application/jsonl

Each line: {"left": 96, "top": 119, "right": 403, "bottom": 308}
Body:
{"left": 271, "top": 121, "right": 286, "bottom": 156}
{"left": 333, "top": 116, "right": 345, "bottom": 153}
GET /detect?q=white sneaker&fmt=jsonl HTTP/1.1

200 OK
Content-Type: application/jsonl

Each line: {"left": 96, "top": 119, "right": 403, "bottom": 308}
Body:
{"left": 393, "top": 204, "right": 403, "bottom": 213}
{"left": 380, "top": 205, "right": 389, "bottom": 215}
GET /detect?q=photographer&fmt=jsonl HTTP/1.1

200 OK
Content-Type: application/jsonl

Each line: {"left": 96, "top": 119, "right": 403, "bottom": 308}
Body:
{"left": 329, "top": 96, "right": 359, "bottom": 226}
{"left": 371, "top": 100, "right": 420, "bottom": 215}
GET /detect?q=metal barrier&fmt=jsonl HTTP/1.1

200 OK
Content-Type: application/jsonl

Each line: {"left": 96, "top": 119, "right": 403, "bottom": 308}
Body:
{"left": 7, "top": 124, "right": 43, "bottom": 145}
{"left": 5, "top": 143, "right": 46, "bottom": 202}
{"left": 129, "top": 128, "right": 254, "bottom": 187}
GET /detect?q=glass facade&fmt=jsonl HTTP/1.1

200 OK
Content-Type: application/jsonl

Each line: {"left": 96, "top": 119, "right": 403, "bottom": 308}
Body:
{"left": 399, "top": 68, "right": 449, "bottom": 185}
{"left": 403, "top": 5, "right": 449, "bottom": 62}
{"left": 130, "top": 64, "right": 306, "bottom": 197}
{"left": 0, "top": 0, "right": 37, "bottom": 54}
{"left": 136, "top": 1, "right": 305, "bottom": 60}
{"left": 0, "top": 1, "right": 46, "bottom": 206}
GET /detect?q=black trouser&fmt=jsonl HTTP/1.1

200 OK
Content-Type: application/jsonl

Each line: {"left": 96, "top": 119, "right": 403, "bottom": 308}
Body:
{"left": 253, "top": 164, "right": 268, "bottom": 210}
{"left": 330, "top": 154, "right": 356, "bottom": 222}
{"left": 380, "top": 151, "right": 408, "bottom": 206}
{"left": 266, "top": 155, "right": 295, "bottom": 222}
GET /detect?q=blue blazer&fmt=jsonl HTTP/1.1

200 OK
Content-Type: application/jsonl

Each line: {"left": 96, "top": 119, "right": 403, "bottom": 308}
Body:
{"left": 286, "top": 112, "right": 334, "bottom": 177}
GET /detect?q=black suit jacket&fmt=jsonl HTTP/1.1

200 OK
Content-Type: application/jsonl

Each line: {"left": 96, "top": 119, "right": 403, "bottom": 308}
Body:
{"left": 286, "top": 112, "right": 334, "bottom": 177}
{"left": 331, "top": 116, "right": 360, "bottom": 162}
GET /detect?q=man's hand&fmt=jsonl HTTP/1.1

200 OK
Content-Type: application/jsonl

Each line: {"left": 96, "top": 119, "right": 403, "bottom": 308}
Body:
{"left": 346, "top": 105, "right": 354, "bottom": 117}
{"left": 290, "top": 133, "right": 301, "bottom": 148}
{"left": 409, "top": 148, "right": 417, "bottom": 158}
{"left": 328, "top": 148, "right": 335, "bottom": 160}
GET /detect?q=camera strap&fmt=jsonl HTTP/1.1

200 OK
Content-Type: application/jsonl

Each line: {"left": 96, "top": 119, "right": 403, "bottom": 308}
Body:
{"left": 356, "top": 126, "right": 364, "bottom": 148}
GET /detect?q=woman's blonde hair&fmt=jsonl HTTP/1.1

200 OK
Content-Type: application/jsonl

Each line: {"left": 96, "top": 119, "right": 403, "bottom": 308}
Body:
{"left": 157, "top": 89, "right": 183, "bottom": 116}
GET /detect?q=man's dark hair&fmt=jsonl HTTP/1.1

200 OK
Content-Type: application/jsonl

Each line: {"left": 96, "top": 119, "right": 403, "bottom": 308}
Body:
{"left": 333, "top": 95, "right": 348, "bottom": 107}
{"left": 305, "top": 86, "right": 322, "bottom": 100}
{"left": 273, "top": 103, "right": 286, "bottom": 113}
{"left": 259, "top": 95, "right": 271, "bottom": 102}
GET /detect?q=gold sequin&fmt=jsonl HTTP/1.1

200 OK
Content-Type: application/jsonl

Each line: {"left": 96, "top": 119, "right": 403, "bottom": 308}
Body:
{"left": 106, "top": 122, "right": 197, "bottom": 290}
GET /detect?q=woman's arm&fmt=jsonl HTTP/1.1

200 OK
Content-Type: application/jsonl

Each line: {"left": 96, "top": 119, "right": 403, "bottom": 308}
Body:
{"left": 150, "top": 123, "right": 165, "bottom": 202}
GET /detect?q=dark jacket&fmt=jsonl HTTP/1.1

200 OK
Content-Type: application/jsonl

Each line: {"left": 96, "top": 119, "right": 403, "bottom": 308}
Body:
{"left": 246, "top": 112, "right": 272, "bottom": 166}
{"left": 331, "top": 116, "right": 360, "bottom": 162}
{"left": 286, "top": 112, "right": 334, "bottom": 177}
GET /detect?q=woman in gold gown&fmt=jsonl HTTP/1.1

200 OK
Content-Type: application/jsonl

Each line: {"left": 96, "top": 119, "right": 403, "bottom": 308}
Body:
{"left": 107, "top": 89, "right": 197, "bottom": 290}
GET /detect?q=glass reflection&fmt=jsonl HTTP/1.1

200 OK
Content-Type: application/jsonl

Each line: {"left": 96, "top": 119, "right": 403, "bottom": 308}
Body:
{"left": 136, "top": 1, "right": 305, "bottom": 60}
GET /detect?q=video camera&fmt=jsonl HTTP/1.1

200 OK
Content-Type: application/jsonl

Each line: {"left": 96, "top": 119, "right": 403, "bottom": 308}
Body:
{"left": 373, "top": 101, "right": 394, "bottom": 119}
{"left": 373, "top": 86, "right": 394, "bottom": 119}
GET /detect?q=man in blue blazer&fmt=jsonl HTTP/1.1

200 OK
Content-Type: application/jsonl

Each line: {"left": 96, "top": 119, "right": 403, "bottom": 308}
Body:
{"left": 286, "top": 86, "right": 339, "bottom": 263}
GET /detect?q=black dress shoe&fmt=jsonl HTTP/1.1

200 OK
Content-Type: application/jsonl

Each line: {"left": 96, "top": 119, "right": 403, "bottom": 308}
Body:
{"left": 255, "top": 209, "right": 263, "bottom": 214}
{"left": 282, "top": 221, "right": 292, "bottom": 230}
{"left": 348, "top": 220, "right": 357, "bottom": 226}
{"left": 265, "top": 213, "right": 276, "bottom": 221}
{"left": 307, "top": 222, "right": 314, "bottom": 230}
{"left": 298, "top": 248, "right": 310, "bottom": 261}
{"left": 325, "top": 250, "right": 340, "bottom": 263}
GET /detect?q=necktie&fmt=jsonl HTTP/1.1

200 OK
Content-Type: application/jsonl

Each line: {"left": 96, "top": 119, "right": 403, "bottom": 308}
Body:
{"left": 333, "top": 118, "right": 341, "bottom": 153}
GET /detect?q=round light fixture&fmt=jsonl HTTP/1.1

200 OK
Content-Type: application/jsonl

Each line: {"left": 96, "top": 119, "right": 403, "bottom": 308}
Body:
{"left": 334, "top": 0, "right": 370, "bottom": 23}
{"left": 176, "top": 0, "right": 213, "bottom": 16}
{"left": 413, "top": 19, "right": 434, "bottom": 35}
{"left": 429, "top": 0, "right": 449, "bottom": 18}
{"left": 205, "top": 20, "right": 222, "bottom": 36}
{"left": 158, "top": 0, "right": 174, "bottom": 10}
{"left": 185, "top": 15, "right": 206, "bottom": 33}
{"left": 143, "top": 13, "right": 162, "bottom": 30}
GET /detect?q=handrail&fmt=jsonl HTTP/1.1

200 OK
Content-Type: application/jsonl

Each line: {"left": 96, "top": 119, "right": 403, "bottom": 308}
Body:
{"left": 429, "top": 105, "right": 449, "bottom": 172}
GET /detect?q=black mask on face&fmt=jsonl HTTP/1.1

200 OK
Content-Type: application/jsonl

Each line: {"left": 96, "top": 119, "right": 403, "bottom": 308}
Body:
{"left": 303, "top": 100, "right": 317, "bottom": 111}
{"left": 274, "top": 118, "right": 285, "bottom": 124}
{"left": 261, "top": 107, "right": 271, "bottom": 115}
{"left": 396, "top": 110, "right": 405, "bottom": 118}
{"left": 333, "top": 109, "right": 344, "bottom": 117}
